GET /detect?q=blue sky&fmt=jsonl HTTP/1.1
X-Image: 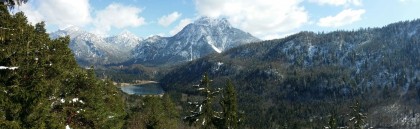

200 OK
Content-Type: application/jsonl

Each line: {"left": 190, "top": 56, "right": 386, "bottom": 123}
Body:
{"left": 16, "top": 0, "right": 420, "bottom": 40}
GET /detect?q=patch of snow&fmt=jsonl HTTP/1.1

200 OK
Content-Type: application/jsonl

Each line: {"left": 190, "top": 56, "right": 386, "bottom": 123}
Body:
{"left": 50, "top": 102, "right": 56, "bottom": 108}
{"left": 214, "top": 62, "right": 223, "bottom": 71}
{"left": 408, "top": 29, "right": 417, "bottom": 37}
{"left": 210, "top": 44, "right": 222, "bottom": 53}
{"left": 358, "top": 40, "right": 370, "bottom": 46}
{"left": 48, "top": 96, "right": 56, "bottom": 100}
{"left": 60, "top": 99, "right": 65, "bottom": 103}
{"left": 206, "top": 36, "right": 222, "bottom": 53}
{"left": 202, "top": 118, "right": 206, "bottom": 125}
{"left": 65, "top": 124, "right": 71, "bottom": 129}
{"left": 308, "top": 44, "right": 315, "bottom": 59}
{"left": 190, "top": 45, "right": 193, "bottom": 61}
{"left": 0, "top": 66, "right": 19, "bottom": 70}
{"left": 217, "top": 62, "right": 223, "bottom": 66}
{"left": 213, "top": 115, "right": 221, "bottom": 119}
{"left": 108, "top": 116, "right": 114, "bottom": 119}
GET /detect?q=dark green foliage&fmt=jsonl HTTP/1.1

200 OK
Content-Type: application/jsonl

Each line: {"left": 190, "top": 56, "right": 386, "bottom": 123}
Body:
{"left": 184, "top": 74, "right": 242, "bottom": 129}
{"left": 184, "top": 73, "right": 221, "bottom": 129}
{"left": 348, "top": 101, "right": 367, "bottom": 129}
{"left": 220, "top": 80, "right": 239, "bottom": 129}
{"left": 126, "top": 95, "right": 181, "bottom": 129}
{"left": 160, "top": 18, "right": 420, "bottom": 128}
{"left": 95, "top": 64, "right": 170, "bottom": 83}
{"left": 0, "top": 5, "right": 125, "bottom": 128}
{"left": 326, "top": 113, "right": 338, "bottom": 129}
{"left": 1, "top": 0, "right": 28, "bottom": 9}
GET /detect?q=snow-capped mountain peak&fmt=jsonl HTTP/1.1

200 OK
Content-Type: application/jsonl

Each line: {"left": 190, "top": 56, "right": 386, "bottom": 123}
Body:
{"left": 131, "top": 17, "right": 260, "bottom": 65}
{"left": 50, "top": 28, "right": 141, "bottom": 66}
{"left": 62, "top": 26, "right": 81, "bottom": 32}
{"left": 117, "top": 30, "right": 141, "bottom": 40}
{"left": 194, "top": 17, "right": 231, "bottom": 28}
{"left": 51, "top": 17, "right": 260, "bottom": 66}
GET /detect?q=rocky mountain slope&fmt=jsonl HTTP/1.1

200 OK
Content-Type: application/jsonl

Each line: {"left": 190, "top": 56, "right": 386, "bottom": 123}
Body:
{"left": 160, "top": 19, "right": 420, "bottom": 128}
{"left": 50, "top": 27, "right": 141, "bottom": 66}
{"left": 51, "top": 17, "right": 260, "bottom": 66}
{"left": 130, "top": 17, "right": 260, "bottom": 66}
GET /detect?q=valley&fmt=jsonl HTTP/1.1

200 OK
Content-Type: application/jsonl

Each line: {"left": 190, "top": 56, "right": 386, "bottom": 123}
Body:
{"left": 66, "top": 17, "right": 420, "bottom": 128}
{"left": 2, "top": 1, "right": 420, "bottom": 128}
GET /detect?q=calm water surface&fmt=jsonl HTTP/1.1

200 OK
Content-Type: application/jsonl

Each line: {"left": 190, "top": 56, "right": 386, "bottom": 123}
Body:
{"left": 120, "top": 83, "right": 164, "bottom": 95}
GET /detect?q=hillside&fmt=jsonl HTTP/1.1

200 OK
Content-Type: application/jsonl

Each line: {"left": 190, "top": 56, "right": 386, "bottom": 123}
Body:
{"left": 160, "top": 19, "right": 420, "bottom": 128}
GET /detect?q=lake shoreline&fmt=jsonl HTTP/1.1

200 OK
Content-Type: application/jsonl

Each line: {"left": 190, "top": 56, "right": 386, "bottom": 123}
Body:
{"left": 114, "top": 80, "right": 159, "bottom": 87}
{"left": 119, "top": 82, "right": 164, "bottom": 95}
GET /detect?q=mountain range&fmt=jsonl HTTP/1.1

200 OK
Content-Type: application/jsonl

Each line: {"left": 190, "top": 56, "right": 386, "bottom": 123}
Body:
{"left": 51, "top": 15, "right": 420, "bottom": 128}
{"left": 50, "top": 17, "right": 260, "bottom": 66}
{"left": 160, "top": 19, "right": 420, "bottom": 128}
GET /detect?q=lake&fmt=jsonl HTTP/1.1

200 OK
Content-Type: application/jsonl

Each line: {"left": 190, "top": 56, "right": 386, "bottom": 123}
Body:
{"left": 120, "top": 83, "right": 164, "bottom": 95}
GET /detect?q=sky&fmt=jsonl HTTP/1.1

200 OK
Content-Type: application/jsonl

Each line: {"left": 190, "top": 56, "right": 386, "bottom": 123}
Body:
{"left": 14, "top": 0, "right": 420, "bottom": 40}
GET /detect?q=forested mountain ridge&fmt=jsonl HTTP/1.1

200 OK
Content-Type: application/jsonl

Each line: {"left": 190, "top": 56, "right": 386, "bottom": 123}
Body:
{"left": 161, "top": 19, "right": 420, "bottom": 128}
{"left": 0, "top": 5, "right": 125, "bottom": 128}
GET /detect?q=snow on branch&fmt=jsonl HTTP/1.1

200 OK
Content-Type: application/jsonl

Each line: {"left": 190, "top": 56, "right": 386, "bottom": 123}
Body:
{"left": 0, "top": 66, "right": 19, "bottom": 70}
{"left": 0, "top": 26, "right": 16, "bottom": 30}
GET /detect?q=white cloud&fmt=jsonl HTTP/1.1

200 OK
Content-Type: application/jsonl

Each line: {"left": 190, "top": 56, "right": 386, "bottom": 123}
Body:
{"left": 93, "top": 3, "right": 146, "bottom": 36}
{"left": 317, "top": 9, "right": 365, "bottom": 27}
{"left": 194, "top": 0, "right": 309, "bottom": 40}
{"left": 18, "top": 3, "right": 44, "bottom": 25}
{"left": 158, "top": 12, "right": 181, "bottom": 27}
{"left": 399, "top": 0, "right": 415, "bottom": 3}
{"left": 170, "top": 18, "right": 192, "bottom": 36}
{"left": 18, "top": 0, "right": 91, "bottom": 28}
{"left": 309, "top": 0, "right": 362, "bottom": 6}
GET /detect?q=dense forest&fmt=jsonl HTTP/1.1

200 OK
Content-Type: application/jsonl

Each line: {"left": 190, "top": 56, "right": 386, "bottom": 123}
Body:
{"left": 0, "top": 4, "right": 125, "bottom": 128}
{"left": 159, "top": 19, "right": 420, "bottom": 128}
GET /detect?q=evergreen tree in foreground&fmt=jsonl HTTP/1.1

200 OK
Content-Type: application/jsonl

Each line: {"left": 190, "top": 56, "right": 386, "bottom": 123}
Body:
{"left": 127, "top": 95, "right": 181, "bottom": 129}
{"left": 184, "top": 74, "right": 240, "bottom": 129}
{"left": 0, "top": 4, "right": 125, "bottom": 128}
{"left": 184, "top": 73, "right": 221, "bottom": 129}
{"left": 220, "top": 80, "right": 240, "bottom": 129}
{"left": 348, "top": 101, "right": 367, "bottom": 129}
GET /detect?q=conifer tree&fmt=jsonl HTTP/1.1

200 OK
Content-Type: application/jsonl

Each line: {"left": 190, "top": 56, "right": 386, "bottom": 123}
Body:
{"left": 220, "top": 80, "right": 239, "bottom": 129}
{"left": 162, "top": 94, "right": 181, "bottom": 128}
{"left": 0, "top": 4, "right": 125, "bottom": 128}
{"left": 184, "top": 73, "right": 221, "bottom": 129}
{"left": 326, "top": 113, "right": 338, "bottom": 129}
{"left": 1, "top": 0, "right": 28, "bottom": 8}
{"left": 127, "top": 95, "right": 181, "bottom": 129}
{"left": 185, "top": 74, "right": 242, "bottom": 129}
{"left": 348, "top": 101, "right": 367, "bottom": 129}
